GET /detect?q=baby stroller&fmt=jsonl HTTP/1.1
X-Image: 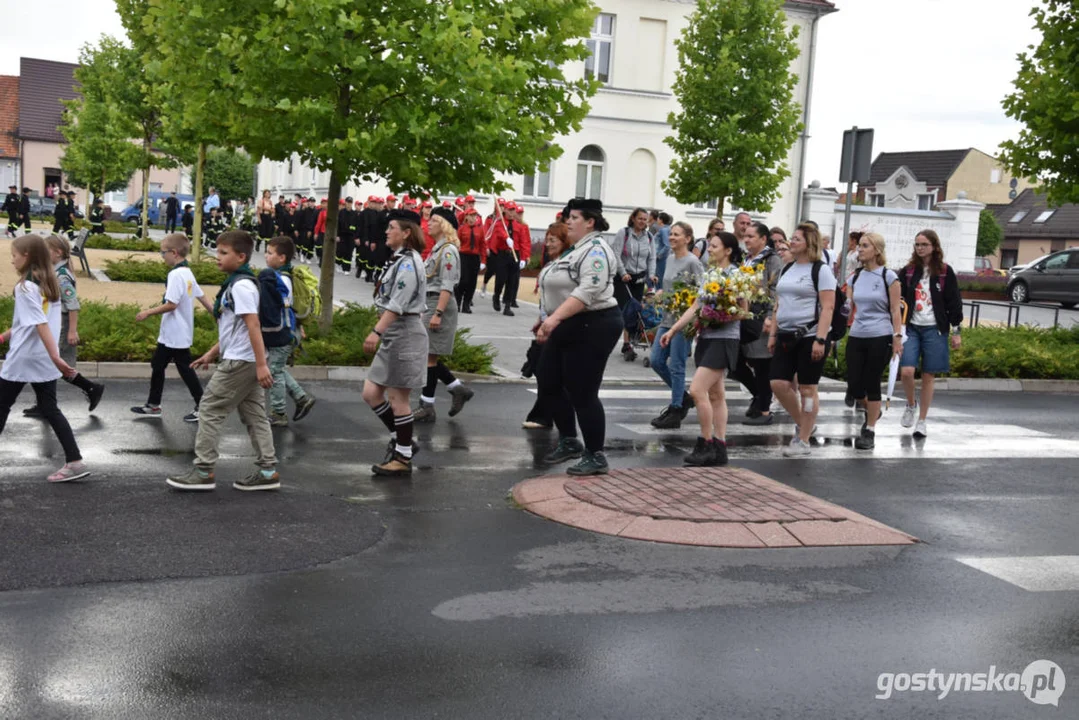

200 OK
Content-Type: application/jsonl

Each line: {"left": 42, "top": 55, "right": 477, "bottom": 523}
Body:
{"left": 622, "top": 291, "right": 663, "bottom": 366}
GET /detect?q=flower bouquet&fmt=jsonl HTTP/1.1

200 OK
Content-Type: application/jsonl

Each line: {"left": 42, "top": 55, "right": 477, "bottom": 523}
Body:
{"left": 653, "top": 278, "right": 699, "bottom": 336}
{"left": 695, "top": 264, "right": 767, "bottom": 330}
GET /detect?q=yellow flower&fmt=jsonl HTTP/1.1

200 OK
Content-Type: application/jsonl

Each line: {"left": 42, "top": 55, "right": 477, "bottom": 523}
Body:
{"left": 705, "top": 282, "right": 720, "bottom": 294}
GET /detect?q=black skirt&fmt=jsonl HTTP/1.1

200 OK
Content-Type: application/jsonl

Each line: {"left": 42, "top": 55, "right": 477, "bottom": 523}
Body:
{"left": 693, "top": 338, "right": 740, "bottom": 372}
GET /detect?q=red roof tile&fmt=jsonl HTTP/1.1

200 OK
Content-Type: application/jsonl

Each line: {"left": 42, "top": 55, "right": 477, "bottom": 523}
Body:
{"left": 0, "top": 76, "right": 18, "bottom": 158}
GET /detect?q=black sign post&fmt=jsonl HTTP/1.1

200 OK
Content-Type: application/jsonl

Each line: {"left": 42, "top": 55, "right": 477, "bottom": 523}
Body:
{"left": 838, "top": 127, "right": 873, "bottom": 280}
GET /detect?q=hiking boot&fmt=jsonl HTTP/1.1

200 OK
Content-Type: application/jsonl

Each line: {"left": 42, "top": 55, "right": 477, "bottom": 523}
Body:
{"left": 901, "top": 404, "right": 917, "bottom": 428}
{"left": 372, "top": 450, "right": 413, "bottom": 477}
{"left": 166, "top": 467, "right": 216, "bottom": 491}
{"left": 650, "top": 406, "right": 683, "bottom": 429}
{"left": 855, "top": 427, "right": 875, "bottom": 450}
{"left": 86, "top": 383, "right": 105, "bottom": 412}
{"left": 23, "top": 405, "right": 43, "bottom": 418}
{"left": 413, "top": 401, "right": 436, "bottom": 423}
{"left": 233, "top": 468, "right": 281, "bottom": 491}
{"left": 712, "top": 439, "right": 729, "bottom": 466}
{"left": 47, "top": 461, "right": 91, "bottom": 483}
{"left": 131, "top": 404, "right": 162, "bottom": 417}
{"left": 382, "top": 439, "right": 420, "bottom": 464}
{"left": 566, "top": 450, "right": 609, "bottom": 476}
{"left": 447, "top": 384, "right": 474, "bottom": 417}
{"left": 183, "top": 408, "right": 200, "bottom": 423}
{"left": 269, "top": 412, "right": 289, "bottom": 427}
{"left": 503, "top": 306, "right": 515, "bottom": 317}
{"left": 743, "top": 412, "right": 774, "bottom": 426}
{"left": 543, "top": 437, "right": 584, "bottom": 465}
{"left": 293, "top": 394, "right": 317, "bottom": 421}
{"left": 493, "top": 297, "right": 501, "bottom": 312}
{"left": 684, "top": 437, "right": 717, "bottom": 466}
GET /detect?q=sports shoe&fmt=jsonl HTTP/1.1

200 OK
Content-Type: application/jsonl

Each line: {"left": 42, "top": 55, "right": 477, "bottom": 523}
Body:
{"left": 47, "top": 461, "right": 91, "bottom": 483}
{"left": 543, "top": 437, "right": 584, "bottom": 464}
{"left": 743, "top": 412, "right": 774, "bottom": 426}
{"left": 372, "top": 450, "right": 413, "bottom": 477}
{"left": 23, "top": 405, "right": 42, "bottom": 418}
{"left": 233, "top": 469, "right": 281, "bottom": 491}
{"left": 413, "top": 402, "right": 436, "bottom": 423}
{"left": 901, "top": 404, "right": 917, "bottom": 428}
{"left": 86, "top": 383, "right": 105, "bottom": 412}
{"left": 650, "top": 406, "right": 682, "bottom": 429}
{"left": 269, "top": 411, "right": 289, "bottom": 427}
{"left": 913, "top": 419, "right": 927, "bottom": 439}
{"left": 782, "top": 438, "right": 811, "bottom": 458}
{"left": 566, "top": 450, "right": 609, "bottom": 476}
{"left": 183, "top": 408, "right": 199, "bottom": 423}
{"left": 712, "top": 439, "right": 729, "bottom": 466}
{"left": 684, "top": 437, "right": 717, "bottom": 466}
{"left": 293, "top": 395, "right": 317, "bottom": 421}
{"left": 480, "top": 287, "right": 487, "bottom": 299}
{"left": 855, "top": 427, "right": 875, "bottom": 450}
{"left": 131, "top": 404, "right": 162, "bottom": 417}
{"left": 166, "top": 467, "right": 216, "bottom": 491}
{"left": 521, "top": 420, "right": 553, "bottom": 430}
{"left": 447, "top": 385, "right": 474, "bottom": 417}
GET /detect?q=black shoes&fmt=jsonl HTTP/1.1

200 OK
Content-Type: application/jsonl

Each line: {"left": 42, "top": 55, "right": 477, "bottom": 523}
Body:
{"left": 650, "top": 405, "right": 683, "bottom": 429}
{"left": 461, "top": 305, "right": 472, "bottom": 314}
{"left": 493, "top": 298, "right": 501, "bottom": 312}
{"left": 684, "top": 437, "right": 717, "bottom": 466}
{"left": 681, "top": 392, "right": 695, "bottom": 413}
{"left": 743, "top": 412, "right": 774, "bottom": 426}
{"left": 855, "top": 427, "right": 875, "bottom": 450}
{"left": 621, "top": 343, "right": 637, "bottom": 362}
{"left": 503, "top": 306, "right": 514, "bottom": 317}
{"left": 86, "top": 383, "right": 105, "bottom": 413}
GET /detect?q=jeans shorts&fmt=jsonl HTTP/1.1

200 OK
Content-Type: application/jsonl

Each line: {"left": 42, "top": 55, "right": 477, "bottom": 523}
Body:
{"left": 901, "top": 324, "right": 950, "bottom": 374}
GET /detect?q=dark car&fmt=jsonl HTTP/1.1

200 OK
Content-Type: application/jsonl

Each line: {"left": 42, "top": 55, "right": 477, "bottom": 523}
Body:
{"left": 27, "top": 196, "right": 56, "bottom": 219}
{"left": 1007, "top": 248, "right": 1079, "bottom": 308}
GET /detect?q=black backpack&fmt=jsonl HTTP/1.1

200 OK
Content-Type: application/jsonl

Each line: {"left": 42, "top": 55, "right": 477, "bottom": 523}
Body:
{"left": 779, "top": 260, "right": 848, "bottom": 342}
{"left": 256, "top": 268, "right": 294, "bottom": 348}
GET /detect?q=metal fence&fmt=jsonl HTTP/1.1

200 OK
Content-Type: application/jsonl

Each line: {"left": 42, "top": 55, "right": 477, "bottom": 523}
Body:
{"left": 963, "top": 299, "right": 1070, "bottom": 329}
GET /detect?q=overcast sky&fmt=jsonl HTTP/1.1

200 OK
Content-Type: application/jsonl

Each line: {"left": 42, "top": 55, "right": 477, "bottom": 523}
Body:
{"left": 0, "top": 0, "right": 1042, "bottom": 190}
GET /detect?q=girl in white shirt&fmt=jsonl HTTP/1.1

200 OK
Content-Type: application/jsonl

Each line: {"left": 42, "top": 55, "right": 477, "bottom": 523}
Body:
{"left": 0, "top": 234, "right": 89, "bottom": 482}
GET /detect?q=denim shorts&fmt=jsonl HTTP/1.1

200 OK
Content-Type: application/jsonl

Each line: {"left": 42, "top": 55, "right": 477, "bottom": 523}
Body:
{"left": 901, "top": 324, "right": 949, "bottom": 374}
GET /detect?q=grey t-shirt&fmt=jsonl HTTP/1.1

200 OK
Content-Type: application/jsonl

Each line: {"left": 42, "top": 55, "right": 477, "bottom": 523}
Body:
{"left": 775, "top": 261, "right": 837, "bottom": 334}
{"left": 660, "top": 252, "right": 704, "bottom": 327}
{"left": 850, "top": 267, "right": 899, "bottom": 338}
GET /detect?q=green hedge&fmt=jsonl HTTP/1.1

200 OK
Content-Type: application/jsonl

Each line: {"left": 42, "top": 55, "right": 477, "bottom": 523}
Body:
{"left": 823, "top": 326, "right": 1079, "bottom": 380}
{"left": 102, "top": 256, "right": 228, "bottom": 285}
{"left": 85, "top": 236, "right": 161, "bottom": 252}
{"left": 0, "top": 299, "right": 495, "bottom": 373}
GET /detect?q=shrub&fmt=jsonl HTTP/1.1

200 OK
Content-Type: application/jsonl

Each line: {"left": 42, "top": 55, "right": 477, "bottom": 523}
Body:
{"left": 102, "top": 256, "right": 228, "bottom": 285}
{"left": 85, "top": 236, "right": 161, "bottom": 252}
{"left": 956, "top": 272, "right": 1007, "bottom": 293}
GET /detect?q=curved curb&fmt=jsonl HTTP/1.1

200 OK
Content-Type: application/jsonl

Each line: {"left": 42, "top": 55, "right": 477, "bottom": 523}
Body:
{"left": 512, "top": 468, "right": 919, "bottom": 548}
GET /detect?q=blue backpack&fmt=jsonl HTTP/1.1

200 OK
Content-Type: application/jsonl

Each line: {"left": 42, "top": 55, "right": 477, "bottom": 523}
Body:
{"left": 257, "top": 268, "right": 295, "bottom": 348}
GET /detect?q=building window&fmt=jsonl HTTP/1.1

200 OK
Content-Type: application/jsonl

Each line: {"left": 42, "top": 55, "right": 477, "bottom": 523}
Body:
{"left": 990, "top": 168, "right": 1002, "bottom": 184}
{"left": 523, "top": 166, "right": 551, "bottom": 198}
{"left": 868, "top": 193, "right": 885, "bottom": 207}
{"left": 1033, "top": 210, "right": 1055, "bottom": 224}
{"left": 1000, "top": 249, "right": 1018, "bottom": 269}
{"left": 585, "top": 13, "right": 614, "bottom": 84}
{"left": 694, "top": 198, "right": 720, "bottom": 210}
{"left": 917, "top": 193, "right": 936, "bottom": 211}
{"left": 576, "top": 145, "right": 604, "bottom": 199}
{"left": 1009, "top": 211, "right": 1028, "bottom": 223}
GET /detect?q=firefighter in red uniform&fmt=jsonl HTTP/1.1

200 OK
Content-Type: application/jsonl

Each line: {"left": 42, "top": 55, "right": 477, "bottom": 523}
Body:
{"left": 456, "top": 207, "right": 486, "bottom": 313}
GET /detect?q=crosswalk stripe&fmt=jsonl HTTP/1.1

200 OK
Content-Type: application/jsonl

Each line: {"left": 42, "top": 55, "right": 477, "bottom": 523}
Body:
{"left": 617, "top": 422, "right": 1050, "bottom": 439}
{"left": 957, "top": 556, "right": 1079, "bottom": 591}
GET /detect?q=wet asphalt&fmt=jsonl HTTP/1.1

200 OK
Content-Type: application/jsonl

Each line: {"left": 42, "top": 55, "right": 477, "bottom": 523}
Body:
{"left": 0, "top": 380, "right": 1077, "bottom": 719}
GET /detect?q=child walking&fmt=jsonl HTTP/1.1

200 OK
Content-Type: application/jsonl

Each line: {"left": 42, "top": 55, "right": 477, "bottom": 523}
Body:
{"left": 263, "top": 236, "right": 316, "bottom": 426}
{"left": 166, "top": 231, "right": 279, "bottom": 492}
{"left": 0, "top": 234, "right": 90, "bottom": 482}
{"left": 132, "top": 233, "right": 214, "bottom": 421}
{"left": 22, "top": 234, "right": 106, "bottom": 417}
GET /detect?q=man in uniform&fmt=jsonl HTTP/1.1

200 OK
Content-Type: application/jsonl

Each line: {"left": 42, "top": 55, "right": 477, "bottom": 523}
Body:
{"left": 274, "top": 195, "right": 287, "bottom": 235}
{"left": 336, "top": 197, "right": 354, "bottom": 273}
{"left": 384, "top": 194, "right": 397, "bottom": 211}
{"left": 17, "top": 187, "right": 32, "bottom": 235}
{"left": 89, "top": 197, "right": 106, "bottom": 235}
{"left": 164, "top": 191, "right": 180, "bottom": 233}
{"left": 3, "top": 184, "right": 19, "bottom": 238}
{"left": 52, "top": 189, "right": 70, "bottom": 236}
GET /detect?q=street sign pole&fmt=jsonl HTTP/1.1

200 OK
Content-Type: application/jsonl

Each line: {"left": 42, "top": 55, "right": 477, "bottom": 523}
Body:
{"left": 839, "top": 126, "right": 857, "bottom": 282}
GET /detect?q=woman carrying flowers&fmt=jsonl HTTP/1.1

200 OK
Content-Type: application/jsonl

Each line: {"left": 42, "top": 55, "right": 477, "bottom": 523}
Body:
{"left": 661, "top": 232, "right": 760, "bottom": 466}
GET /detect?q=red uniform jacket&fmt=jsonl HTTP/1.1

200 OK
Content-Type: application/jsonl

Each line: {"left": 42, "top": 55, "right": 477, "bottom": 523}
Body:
{"left": 511, "top": 221, "right": 531, "bottom": 262}
{"left": 458, "top": 221, "right": 486, "bottom": 256}
{"left": 484, "top": 215, "right": 511, "bottom": 255}
{"left": 421, "top": 217, "right": 436, "bottom": 259}
{"left": 314, "top": 208, "right": 327, "bottom": 235}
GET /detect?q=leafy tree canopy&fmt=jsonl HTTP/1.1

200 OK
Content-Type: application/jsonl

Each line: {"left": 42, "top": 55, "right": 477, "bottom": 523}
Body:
{"left": 977, "top": 207, "right": 1004, "bottom": 258}
{"left": 204, "top": 148, "right": 255, "bottom": 202}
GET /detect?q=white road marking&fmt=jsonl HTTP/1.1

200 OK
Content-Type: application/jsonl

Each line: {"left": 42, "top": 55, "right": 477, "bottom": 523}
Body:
{"left": 617, "top": 422, "right": 1050, "bottom": 438}
{"left": 956, "top": 556, "right": 1079, "bottom": 591}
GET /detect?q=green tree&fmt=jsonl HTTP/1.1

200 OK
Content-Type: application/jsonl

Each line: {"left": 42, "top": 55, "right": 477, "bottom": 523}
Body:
{"left": 663, "top": 0, "right": 803, "bottom": 216}
{"left": 140, "top": 0, "right": 598, "bottom": 330}
{"left": 999, "top": 0, "right": 1079, "bottom": 207}
{"left": 977, "top": 208, "right": 1004, "bottom": 258}
{"left": 204, "top": 148, "right": 255, "bottom": 203}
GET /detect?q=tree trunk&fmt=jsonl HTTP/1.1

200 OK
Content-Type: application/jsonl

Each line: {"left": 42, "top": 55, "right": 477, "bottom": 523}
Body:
{"left": 100, "top": 169, "right": 106, "bottom": 206}
{"left": 140, "top": 137, "right": 151, "bottom": 239}
{"left": 319, "top": 168, "right": 340, "bottom": 333}
{"left": 716, "top": 197, "right": 725, "bottom": 219}
{"left": 192, "top": 143, "right": 206, "bottom": 262}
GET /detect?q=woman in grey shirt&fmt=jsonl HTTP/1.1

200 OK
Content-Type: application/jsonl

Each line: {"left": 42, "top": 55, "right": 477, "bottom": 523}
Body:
{"left": 845, "top": 232, "right": 902, "bottom": 450}
{"left": 610, "top": 207, "right": 657, "bottom": 360}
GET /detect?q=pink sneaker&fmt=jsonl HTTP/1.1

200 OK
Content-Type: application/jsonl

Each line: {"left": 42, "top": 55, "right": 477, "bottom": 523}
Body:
{"left": 47, "top": 462, "right": 91, "bottom": 483}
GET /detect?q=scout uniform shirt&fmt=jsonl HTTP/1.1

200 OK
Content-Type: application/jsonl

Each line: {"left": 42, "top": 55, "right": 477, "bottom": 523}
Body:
{"left": 1, "top": 280, "right": 62, "bottom": 383}
{"left": 56, "top": 261, "right": 80, "bottom": 317}
{"left": 375, "top": 249, "right": 427, "bottom": 315}
{"left": 539, "top": 231, "right": 618, "bottom": 313}
{"left": 424, "top": 240, "right": 461, "bottom": 294}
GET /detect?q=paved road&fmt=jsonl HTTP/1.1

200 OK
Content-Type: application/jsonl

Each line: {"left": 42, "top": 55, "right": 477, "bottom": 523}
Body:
{"left": 1, "top": 380, "right": 1076, "bottom": 718}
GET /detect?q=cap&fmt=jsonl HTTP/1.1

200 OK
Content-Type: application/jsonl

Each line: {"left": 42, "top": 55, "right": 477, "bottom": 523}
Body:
{"left": 320, "top": 198, "right": 328, "bottom": 203}
{"left": 465, "top": 194, "right": 475, "bottom": 203}
{"left": 422, "top": 200, "right": 432, "bottom": 208}
{"left": 339, "top": 199, "right": 347, "bottom": 205}
{"left": 387, "top": 208, "right": 422, "bottom": 225}
{"left": 496, "top": 198, "right": 507, "bottom": 206}
{"left": 442, "top": 200, "right": 453, "bottom": 208}
{"left": 465, "top": 208, "right": 479, "bottom": 216}
{"left": 367, "top": 195, "right": 378, "bottom": 202}
{"left": 455, "top": 196, "right": 465, "bottom": 206}
{"left": 374, "top": 196, "right": 384, "bottom": 203}
{"left": 386, "top": 194, "right": 397, "bottom": 202}
{"left": 22, "top": 187, "right": 30, "bottom": 192}
{"left": 514, "top": 204, "right": 524, "bottom": 213}
{"left": 8, "top": 184, "right": 16, "bottom": 190}
{"left": 289, "top": 203, "right": 297, "bottom": 209}
{"left": 431, "top": 206, "right": 459, "bottom": 230}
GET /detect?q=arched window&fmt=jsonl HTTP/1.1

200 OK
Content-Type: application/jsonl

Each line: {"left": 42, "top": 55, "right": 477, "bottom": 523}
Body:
{"left": 576, "top": 145, "right": 604, "bottom": 200}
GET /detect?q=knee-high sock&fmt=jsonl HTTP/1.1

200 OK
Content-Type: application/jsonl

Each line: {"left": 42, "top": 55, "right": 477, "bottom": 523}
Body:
{"left": 372, "top": 400, "right": 396, "bottom": 437}
{"left": 422, "top": 366, "right": 438, "bottom": 401}
{"left": 394, "top": 414, "right": 414, "bottom": 457}
{"left": 65, "top": 373, "right": 97, "bottom": 393}
{"left": 435, "top": 361, "right": 456, "bottom": 386}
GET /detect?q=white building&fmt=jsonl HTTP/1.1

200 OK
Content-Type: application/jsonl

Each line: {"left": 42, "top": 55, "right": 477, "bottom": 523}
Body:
{"left": 257, "top": 0, "right": 837, "bottom": 235}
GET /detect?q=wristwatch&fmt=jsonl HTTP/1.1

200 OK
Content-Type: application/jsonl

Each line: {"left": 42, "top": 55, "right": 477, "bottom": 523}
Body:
{"left": 893, "top": 332, "right": 903, "bottom": 338}
{"left": 813, "top": 336, "right": 827, "bottom": 345}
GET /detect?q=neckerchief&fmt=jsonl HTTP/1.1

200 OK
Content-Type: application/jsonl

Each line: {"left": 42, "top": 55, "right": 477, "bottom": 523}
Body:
{"left": 213, "top": 262, "right": 254, "bottom": 319}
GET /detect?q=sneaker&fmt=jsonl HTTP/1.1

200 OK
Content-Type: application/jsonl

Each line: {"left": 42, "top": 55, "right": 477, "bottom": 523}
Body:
{"left": 712, "top": 439, "right": 729, "bottom": 466}
{"left": 522, "top": 420, "right": 553, "bottom": 430}
{"left": 166, "top": 467, "right": 216, "bottom": 491}
{"left": 47, "top": 461, "right": 91, "bottom": 483}
{"left": 233, "top": 469, "right": 281, "bottom": 491}
{"left": 860, "top": 409, "right": 883, "bottom": 434}
{"left": 503, "top": 306, "right": 515, "bottom": 317}
{"left": 447, "top": 385, "right": 474, "bottom": 417}
{"left": 183, "top": 408, "right": 199, "bottom": 423}
{"left": 293, "top": 394, "right": 317, "bottom": 421}
{"left": 566, "top": 450, "right": 609, "bottom": 476}
{"left": 493, "top": 298, "right": 501, "bottom": 312}
{"left": 855, "top": 427, "right": 875, "bottom": 450}
{"left": 543, "top": 437, "right": 584, "bottom": 465}
{"left": 22, "top": 405, "right": 42, "bottom": 418}
{"left": 269, "top": 411, "right": 289, "bottom": 427}
{"left": 86, "top": 383, "right": 105, "bottom": 412}
{"left": 782, "top": 438, "right": 812, "bottom": 458}
{"left": 913, "top": 419, "right": 927, "bottom": 439}
{"left": 480, "top": 287, "right": 487, "bottom": 299}
{"left": 743, "top": 412, "right": 774, "bottom": 426}
{"left": 131, "top": 404, "right": 162, "bottom": 417}
{"left": 901, "top": 404, "right": 917, "bottom": 428}
{"left": 684, "top": 437, "right": 718, "bottom": 466}
{"left": 650, "top": 406, "right": 682, "bottom": 429}
{"left": 372, "top": 450, "right": 413, "bottom": 477}
{"left": 413, "top": 402, "right": 436, "bottom": 423}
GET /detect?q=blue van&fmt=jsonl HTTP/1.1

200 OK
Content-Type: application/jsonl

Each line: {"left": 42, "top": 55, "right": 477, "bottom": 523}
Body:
{"left": 119, "top": 192, "right": 196, "bottom": 225}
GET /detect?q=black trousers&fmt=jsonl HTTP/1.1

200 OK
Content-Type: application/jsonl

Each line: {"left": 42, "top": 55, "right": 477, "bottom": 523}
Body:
{"left": 457, "top": 253, "right": 481, "bottom": 308}
{"left": 147, "top": 344, "right": 204, "bottom": 407}
{"left": 733, "top": 355, "right": 773, "bottom": 413}
{"left": 165, "top": 213, "right": 178, "bottom": 233}
{"left": 0, "top": 378, "right": 82, "bottom": 462}
{"left": 536, "top": 307, "right": 623, "bottom": 452}
{"left": 845, "top": 335, "right": 892, "bottom": 402}
{"left": 493, "top": 250, "right": 520, "bottom": 305}
{"left": 335, "top": 238, "right": 353, "bottom": 272}
{"left": 6, "top": 214, "right": 18, "bottom": 234}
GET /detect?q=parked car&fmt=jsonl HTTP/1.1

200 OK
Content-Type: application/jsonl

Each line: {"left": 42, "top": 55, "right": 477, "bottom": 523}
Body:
{"left": 1007, "top": 248, "right": 1079, "bottom": 308}
{"left": 1008, "top": 253, "right": 1051, "bottom": 277}
{"left": 119, "top": 192, "right": 195, "bottom": 225}
{"left": 27, "top": 195, "right": 56, "bottom": 219}
{"left": 974, "top": 256, "right": 1005, "bottom": 276}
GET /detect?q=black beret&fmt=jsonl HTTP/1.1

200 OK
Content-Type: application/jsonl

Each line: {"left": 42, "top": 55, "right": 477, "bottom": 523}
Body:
{"left": 387, "top": 208, "right": 422, "bottom": 225}
{"left": 430, "top": 206, "right": 458, "bottom": 230}
{"left": 565, "top": 197, "right": 603, "bottom": 213}
{"left": 21, "top": 187, "right": 31, "bottom": 193}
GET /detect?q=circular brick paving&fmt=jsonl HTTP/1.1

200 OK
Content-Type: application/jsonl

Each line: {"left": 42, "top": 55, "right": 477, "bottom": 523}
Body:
{"left": 564, "top": 467, "right": 847, "bottom": 523}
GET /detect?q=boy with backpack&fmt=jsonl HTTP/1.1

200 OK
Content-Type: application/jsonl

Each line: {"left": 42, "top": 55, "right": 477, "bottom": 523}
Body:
{"left": 166, "top": 231, "right": 279, "bottom": 492}
{"left": 262, "top": 236, "right": 316, "bottom": 426}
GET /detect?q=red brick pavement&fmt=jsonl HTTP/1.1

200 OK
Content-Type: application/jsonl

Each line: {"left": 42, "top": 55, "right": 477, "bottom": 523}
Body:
{"left": 513, "top": 467, "right": 917, "bottom": 548}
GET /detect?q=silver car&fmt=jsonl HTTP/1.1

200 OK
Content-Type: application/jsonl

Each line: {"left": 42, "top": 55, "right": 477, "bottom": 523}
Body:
{"left": 1007, "top": 249, "right": 1079, "bottom": 308}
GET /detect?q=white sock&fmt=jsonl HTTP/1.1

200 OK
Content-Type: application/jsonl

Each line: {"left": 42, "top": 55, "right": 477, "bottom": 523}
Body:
{"left": 447, "top": 379, "right": 462, "bottom": 390}
{"left": 420, "top": 395, "right": 435, "bottom": 405}
{"left": 395, "top": 443, "right": 413, "bottom": 458}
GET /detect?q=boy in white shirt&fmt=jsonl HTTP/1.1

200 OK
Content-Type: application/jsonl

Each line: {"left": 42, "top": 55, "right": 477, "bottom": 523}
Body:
{"left": 263, "top": 236, "right": 315, "bottom": 426}
{"left": 132, "top": 234, "right": 213, "bottom": 421}
{"left": 166, "top": 231, "right": 279, "bottom": 492}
